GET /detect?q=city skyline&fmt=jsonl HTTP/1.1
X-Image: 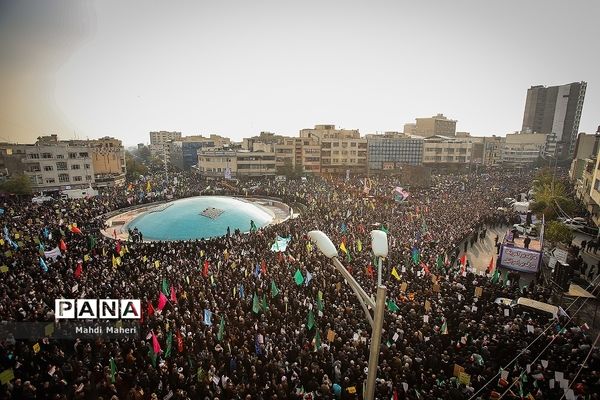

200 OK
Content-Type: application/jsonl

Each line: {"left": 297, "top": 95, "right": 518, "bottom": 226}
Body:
{"left": 1, "top": 0, "right": 599, "bottom": 147}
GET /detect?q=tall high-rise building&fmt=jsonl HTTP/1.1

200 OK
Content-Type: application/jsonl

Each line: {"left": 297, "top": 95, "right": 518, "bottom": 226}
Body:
{"left": 521, "top": 81, "right": 587, "bottom": 159}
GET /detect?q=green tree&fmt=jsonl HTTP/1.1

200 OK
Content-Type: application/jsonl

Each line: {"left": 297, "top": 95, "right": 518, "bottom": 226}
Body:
{"left": 0, "top": 174, "right": 32, "bottom": 195}
{"left": 125, "top": 151, "right": 148, "bottom": 180}
{"left": 532, "top": 181, "right": 575, "bottom": 220}
{"left": 544, "top": 221, "right": 574, "bottom": 246}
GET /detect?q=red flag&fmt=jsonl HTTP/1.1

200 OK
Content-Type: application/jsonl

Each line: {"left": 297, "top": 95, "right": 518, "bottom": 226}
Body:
{"left": 203, "top": 260, "right": 209, "bottom": 277}
{"left": 487, "top": 257, "right": 495, "bottom": 274}
{"left": 115, "top": 240, "right": 121, "bottom": 255}
{"left": 261, "top": 259, "right": 267, "bottom": 275}
{"left": 176, "top": 330, "right": 184, "bottom": 353}
{"left": 152, "top": 331, "right": 161, "bottom": 354}
{"left": 70, "top": 226, "right": 82, "bottom": 234}
{"left": 158, "top": 292, "right": 167, "bottom": 311}
{"left": 366, "top": 265, "right": 374, "bottom": 279}
{"left": 170, "top": 285, "right": 177, "bottom": 303}
{"left": 74, "top": 261, "right": 83, "bottom": 279}
{"left": 59, "top": 239, "right": 67, "bottom": 252}
{"left": 460, "top": 254, "right": 467, "bottom": 271}
{"left": 147, "top": 301, "right": 155, "bottom": 317}
{"left": 420, "top": 262, "right": 430, "bottom": 275}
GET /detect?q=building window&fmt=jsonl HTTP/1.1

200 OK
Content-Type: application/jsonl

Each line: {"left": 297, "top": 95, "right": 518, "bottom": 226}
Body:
{"left": 73, "top": 176, "right": 82, "bottom": 182}
{"left": 41, "top": 153, "right": 53, "bottom": 159}
{"left": 28, "top": 153, "right": 40, "bottom": 159}
{"left": 43, "top": 165, "right": 53, "bottom": 171}
{"left": 45, "top": 178, "right": 56, "bottom": 184}
{"left": 71, "top": 164, "right": 81, "bottom": 170}
{"left": 56, "top": 162, "right": 67, "bottom": 170}
{"left": 79, "top": 152, "right": 89, "bottom": 158}
{"left": 58, "top": 174, "right": 70, "bottom": 183}
{"left": 86, "top": 175, "right": 92, "bottom": 181}
{"left": 69, "top": 153, "right": 77, "bottom": 159}
{"left": 56, "top": 154, "right": 64, "bottom": 159}
{"left": 84, "top": 164, "right": 90, "bottom": 169}
{"left": 29, "top": 165, "right": 41, "bottom": 172}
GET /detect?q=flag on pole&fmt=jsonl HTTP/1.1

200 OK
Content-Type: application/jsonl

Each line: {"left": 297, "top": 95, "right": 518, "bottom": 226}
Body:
{"left": 357, "top": 239, "right": 362, "bottom": 252}
{"left": 252, "top": 293, "right": 260, "bottom": 314}
{"left": 305, "top": 271, "right": 313, "bottom": 285}
{"left": 261, "top": 294, "right": 268, "bottom": 311}
{"left": 441, "top": 319, "right": 448, "bottom": 335}
{"left": 271, "top": 280, "right": 280, "bottom": 298}
{"left": 314, "top": 329, "right": 321, "bottom": 350}
{"left": 176, "top": 330, "right": 184, "bottom": 352}
{"left": 491, "top": 267, "right": 500, "bottom": 284}
{"left": 411, "top": 247, "right": 420, "bottom": 264}
{"left": 391, "top": 267, "right": 401, "bottom": 281}
{"left": 203, "top": 260, "right": 209, "bottom": 277}
{"left": 74, "top": 261, "right": 83, "bottom": 279}
{"left": 487, "top": 257, "right": 495, "bottom": 274}
{"left": 151, "top": 331, "right": 161, "bottom": 354}
{"left": 339, "top": 242, "right": 348, "bottom": 254}
{"left": 158, "top": 292, "right": 168, "bottom": 311}
{"left": 307, "top": 309, "right": 315, "bottom": 330}
{"left": 294, "top": 269, "right": 304, "bottom": 285}
{"left": 170, "top": 286, "right": 177, "bottom": 303}
{"left": 387, "top": 300, "right": 400, "bottom": 312}
{"left": 203, "top": 309, "right": 212, "bottom": 326}
{"left": 39, "top": 257, "right": 48, "bottom": 272}
{"left": 109, "top": 357, "right": 117, "bottom": 383}
{"left": 147, "top": 302, "right": 155, "bottom": 317}
{"left": 217, "top": 315, "right": 225, "bottom": 341}
{"left": 161, "top": 278, "right": 169, "bottom": 296}
{"left": 164, "top": 332, "right": 173, "bottom": 358}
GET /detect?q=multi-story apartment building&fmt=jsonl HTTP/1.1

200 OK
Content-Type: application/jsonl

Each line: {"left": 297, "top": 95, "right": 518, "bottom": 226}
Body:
{"left": 502, "top": 132, "right": 548, "bottom": 166}
{"left": 569, "top": 132, "right": 600, "bottom": 183}
{"left": 21, "top": 137, "right": 95, "bottom": 191}
{"left": 299, "top": 125, "right": 367, "bottom": 175}
{"left": 196, "top": 148, "right": 276, "bottom": 178}
{"left": 410, "top": 114, "right": 457, "bottom": 137}
{"left": 149, "top": 131, "right": 182, "bottom": 145}
{"left": 521, "top": 82, "right": 586, "bottom": 159}
{"left": 422, "top": 136, "right": 472, "bottom": 165}
{"left": 180, "top": 134, "right": 230, "bottom": 169}
{"left": 482, "top": 136, "right": 504, "bottom": 167}
{"left": 366, "top": 132, "right": 423, "bottom": 171}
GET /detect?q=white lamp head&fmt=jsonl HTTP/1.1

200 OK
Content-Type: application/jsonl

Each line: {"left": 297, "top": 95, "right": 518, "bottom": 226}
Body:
{"left": 308, "top": 230, "right": 338, "bottom": 259}
{"left": 370, "top": 230, "right": 388, "bottom": 257}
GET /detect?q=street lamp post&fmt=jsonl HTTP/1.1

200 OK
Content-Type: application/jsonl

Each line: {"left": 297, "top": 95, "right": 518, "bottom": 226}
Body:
{"left": 308, "top": 230, "right": 388, "bottom": 400}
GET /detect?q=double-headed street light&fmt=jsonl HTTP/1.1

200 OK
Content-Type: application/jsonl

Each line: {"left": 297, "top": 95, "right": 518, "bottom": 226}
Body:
{"left": 308, "top": 230, "right": 388, "bottom": 400}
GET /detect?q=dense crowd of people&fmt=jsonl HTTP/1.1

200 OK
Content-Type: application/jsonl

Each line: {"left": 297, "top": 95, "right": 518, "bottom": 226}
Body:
{"left": 0, "top": 169, "right": 598, "bottom": 399}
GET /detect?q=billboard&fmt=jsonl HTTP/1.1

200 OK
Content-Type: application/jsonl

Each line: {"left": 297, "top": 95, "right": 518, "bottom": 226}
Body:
{"left": 499, "top": 246, "right": 541, "bottom": 273}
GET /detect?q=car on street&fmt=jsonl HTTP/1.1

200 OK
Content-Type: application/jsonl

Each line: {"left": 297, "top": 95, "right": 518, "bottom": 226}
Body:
{"left": 512, "top": 223, "right": 538, "bottom": 236}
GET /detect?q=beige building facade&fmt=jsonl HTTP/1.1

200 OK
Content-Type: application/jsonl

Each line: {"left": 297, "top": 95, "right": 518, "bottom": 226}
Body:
{"left": 196, "top": 148, "right": 276, "bottom": 178}
{"left": 412, "top": 114, "right": 457, "bottom": 137}
{"left": 422, "top": 136, "right": 472, "bottom": 165}
{"left": 149, "top": 131, "right": 182, "bottom": 145}
{"left": 300, "top": 125, "right": 367, "bottom": 174}
{"left": 502, "top": 132, "right": 548, "bottom": 166}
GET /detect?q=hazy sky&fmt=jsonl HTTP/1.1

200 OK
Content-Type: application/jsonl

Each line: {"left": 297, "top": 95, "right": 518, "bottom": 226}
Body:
{"left": 1, "top": 0, "right": 599, "bottom": 146}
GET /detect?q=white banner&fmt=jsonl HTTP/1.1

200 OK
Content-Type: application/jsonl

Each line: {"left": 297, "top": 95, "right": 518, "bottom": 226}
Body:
{"left": 499, "top": 246, "right": 540, "bottom": 273}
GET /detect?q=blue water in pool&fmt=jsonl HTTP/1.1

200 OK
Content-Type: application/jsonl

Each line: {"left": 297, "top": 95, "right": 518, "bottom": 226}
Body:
{"left": 126, "top": 196, "right": 273, "bottom": 241}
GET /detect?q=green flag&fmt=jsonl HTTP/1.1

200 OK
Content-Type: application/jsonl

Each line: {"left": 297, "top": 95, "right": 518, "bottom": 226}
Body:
{"left": 261, "top": 294, "right": 268, "bottom": 311}
{"left": 294, "top": 269, "right": 304, "bottom": 286}
{"left": 109, "top": 357, "right": 117, "bottom": 383}
{"left": 252, "top": 293, "right": 260, "bottom": 314}
{"left": 346, "top": 251, "right": 352, "bottom": 263}
{"left": 491, "top": 268, "right": 500, "bottom": 284}
{"left": 436, "top": 255, "right": 443, "bottom": 271}
{"left": 307, "top": 309, "right": 315, "bottom": 330}
{"left": 161, "top": 278, "right": 169, "bottom": 296}
{"left": 317, "top": 295, "right": 324, "bottom": 312}
{"left": 217, "top": 315, "right": 225, "bottom": 341}
{"left": 271, "top": 280, "right": 280, "bottom": 298}
{"left": 387, "top": 299, "right": 400, "bottom": 312}
{"left": 147, "top": 343, "right": 157, "bottom": 368}
{"left": 314, "top": 329, "right": 321, "bottom": 350}
{"left": 164, "top": 331, "right": 173, "bottom": 358}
